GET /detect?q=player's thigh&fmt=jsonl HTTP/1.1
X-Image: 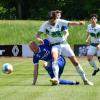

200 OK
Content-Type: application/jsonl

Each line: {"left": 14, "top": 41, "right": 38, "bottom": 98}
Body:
{"left": 51, "top": 45, "right": 61, "bottom": 59}
{"left": 61, "top": 44, "right": 75, "bottom": 57}
{"left": 87, "top": 45, "right": 96, "bottom": 56}
{"left": 51, "top": 45, "right": 61, "bottom": 54}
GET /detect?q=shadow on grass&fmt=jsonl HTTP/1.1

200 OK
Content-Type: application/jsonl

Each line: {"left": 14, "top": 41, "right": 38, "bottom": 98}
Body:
{"left": 0, "top": 83, "right": 52, "bottom": 86}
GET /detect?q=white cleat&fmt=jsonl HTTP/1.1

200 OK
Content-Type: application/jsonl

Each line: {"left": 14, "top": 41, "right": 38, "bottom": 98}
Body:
{"left": 84, "top": 80, "right": 94, "bottom": 86}
{"left": 50, "top": 77, "right": 59, "bottom": 85}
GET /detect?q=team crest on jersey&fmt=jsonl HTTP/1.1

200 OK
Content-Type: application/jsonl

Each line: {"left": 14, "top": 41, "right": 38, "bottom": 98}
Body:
{"left": 49, "top": 26, "right": 52, "bottom": 29}
{"left": 56, "top": 24, "right": 59, "bottom": 28}
{"left": 94, "top": 29, "right": 96, "bottom": 32}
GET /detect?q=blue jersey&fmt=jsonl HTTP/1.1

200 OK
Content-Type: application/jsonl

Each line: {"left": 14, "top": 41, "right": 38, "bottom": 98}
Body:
{"left": 33, "top": 43, "right": 52, "bottom": 65}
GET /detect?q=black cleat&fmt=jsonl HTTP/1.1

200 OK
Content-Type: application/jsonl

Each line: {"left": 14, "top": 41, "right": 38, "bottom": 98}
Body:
{"left": 92, "top": 68, "right": 100, "bottom": 76}
{"left": 75, "top": 81, "right": 80, "bottom": 85}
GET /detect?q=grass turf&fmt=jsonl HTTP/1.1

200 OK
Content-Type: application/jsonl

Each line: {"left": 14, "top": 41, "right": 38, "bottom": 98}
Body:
{"left": 0, "top": 57, "right": 100, "bottom": 100}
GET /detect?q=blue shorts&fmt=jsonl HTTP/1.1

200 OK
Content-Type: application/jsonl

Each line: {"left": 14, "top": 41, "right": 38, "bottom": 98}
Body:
{"left": 45, "top": 55, "right": 66, "bottom": 78}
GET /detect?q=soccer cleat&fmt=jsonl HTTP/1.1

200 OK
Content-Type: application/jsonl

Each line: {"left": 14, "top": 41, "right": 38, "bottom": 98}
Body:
{"left": 52, "top": 82, "right": 59, "bottom": 86}
{"left": 75, "top": 81, "right": 80, "bottom": 85}
{"left": 84, "top": 80, "right": 94, "bottom": 86}
{"left": 50, "top": 77, "right": 59, "bottom": 85}
{"left": 92, "top": 68, "right": 100, "bottom": 76}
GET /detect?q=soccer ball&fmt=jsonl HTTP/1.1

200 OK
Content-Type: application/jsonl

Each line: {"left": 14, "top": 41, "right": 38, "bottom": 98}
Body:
{"left": 2, "top": 63, "right": 13, "bottom": 74}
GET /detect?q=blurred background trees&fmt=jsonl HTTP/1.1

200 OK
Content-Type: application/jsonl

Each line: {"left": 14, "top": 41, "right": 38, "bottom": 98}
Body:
{"left": 0, "top": 0, "right": 99, "bottom": 20}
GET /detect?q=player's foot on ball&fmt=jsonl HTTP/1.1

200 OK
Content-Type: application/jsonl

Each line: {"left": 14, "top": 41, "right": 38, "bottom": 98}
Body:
{"left": 50, "top": 78, "right": 59, "bottom": 85}
{"left": 84, "top": 80, "right": 94, "bottom": 86}
{"left": 92, "top": 68, "right": 100, "bottom": 76}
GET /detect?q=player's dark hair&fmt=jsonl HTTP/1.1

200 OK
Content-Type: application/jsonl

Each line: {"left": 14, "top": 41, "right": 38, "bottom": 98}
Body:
{"left": 48, "top": 11, "right": 57, "bottom": 20}
{"left": 55, "top": 10, "right": 62, "bottom": 14}
{"left": 90, "top": 14, "right": 98, "bottom": 19}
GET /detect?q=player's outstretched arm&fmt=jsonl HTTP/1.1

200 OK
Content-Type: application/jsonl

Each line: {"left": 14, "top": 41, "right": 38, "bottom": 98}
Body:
{"left": 33, "top": 64, "right": 39, "bottom": 85}
{"left": 68, "top": 21, "right": 85, "bottom": 26}
{"left": 35, "top": 32, "right": 44, "bottom": 44}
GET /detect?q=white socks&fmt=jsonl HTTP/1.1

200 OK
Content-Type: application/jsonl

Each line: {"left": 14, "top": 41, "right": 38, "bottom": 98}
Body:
{"left": 89, "top": 60, "right": 98, "bottom": 70}
{"left": 75, "top": 64, "right": 87, "bottom": 81}
{"left": 52, "top": 61, "right": 59, "bottom": 80}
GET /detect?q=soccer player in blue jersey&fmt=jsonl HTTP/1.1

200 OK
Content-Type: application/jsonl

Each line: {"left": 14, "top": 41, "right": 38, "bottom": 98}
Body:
{"left": 29, "top": 39, "right": 79, "bottom": 85}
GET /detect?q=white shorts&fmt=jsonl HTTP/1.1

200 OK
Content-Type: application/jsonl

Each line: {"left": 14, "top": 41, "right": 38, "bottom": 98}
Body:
{"left": 51, "top": 43, "right": 75, "bottom": 57}
{"left": 87, "top": 45, "right": 100, "bottom": 56}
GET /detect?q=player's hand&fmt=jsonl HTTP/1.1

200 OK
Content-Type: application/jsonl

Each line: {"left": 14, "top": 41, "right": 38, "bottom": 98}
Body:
{"left": 86, "top": 39, "right": 90, "bottom": 46}
{"left": 40, "top": 39, "right": 44, "bottom": 44}
{"left": 38, "top": 39, "right": 44, "bottom": 44}
{"left": 79, "top": 21, "right": 85, "bottom": 25}
{"left": 97, "top": 44, "right": 100, "bottom": 50}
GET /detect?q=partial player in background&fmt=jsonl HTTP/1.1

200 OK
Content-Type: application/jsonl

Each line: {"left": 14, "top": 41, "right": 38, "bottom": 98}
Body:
{"left": 55, "top": 10, "right": 69, "bottom": 40}
{"left": 29, "top": 39, "right": 79, "bottom": 85}
{"left": 55, "top": 10, "right": 62, "bottom": 19}
{"left": 36, "top": 11, "right": 93, "bottom": 85}
{"left": 86, "top": 14, "right": 100, "bottom": 76}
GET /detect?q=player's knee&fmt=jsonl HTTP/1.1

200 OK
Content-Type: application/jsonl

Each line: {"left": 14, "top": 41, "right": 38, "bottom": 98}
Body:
{"left": 98, "top": 57, "right": 100, "bottom": 62}
{"left": 88, "top": 58, "right": 91, "bottom": 62}
{"left": 73, "top": 62, "right": 78, "bottom": 66}
{"left": 71, "top": 60, "right": 78, "bottom": 66}
{"left": 69, "top": 57, "right": 79, "bottom": 66}
{"left": 87, "top": 55, "right": 93, "bottom": 62}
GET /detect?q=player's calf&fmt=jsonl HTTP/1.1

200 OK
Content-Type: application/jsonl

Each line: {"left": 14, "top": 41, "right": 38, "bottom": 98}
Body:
{"left": 98, "top": 57, "right": 100, "bottom": 62}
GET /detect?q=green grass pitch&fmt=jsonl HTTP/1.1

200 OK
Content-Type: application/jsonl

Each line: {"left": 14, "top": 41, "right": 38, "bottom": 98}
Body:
{"left": 0, "top": 57, "right": 100, "bottom": 100}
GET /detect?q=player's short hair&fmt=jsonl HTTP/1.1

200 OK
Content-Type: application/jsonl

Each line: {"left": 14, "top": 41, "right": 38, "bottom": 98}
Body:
{"left": 90, "top": 14, "right": 98, "bottom": 19}
{"left": 48, "top": 11, "right": 57, "bottom": 20}
{"left": 29, "top": 41, "right": 38, "bottom": 53}
{"left": 55, "top": 10, "right": 62, "bottom": 14}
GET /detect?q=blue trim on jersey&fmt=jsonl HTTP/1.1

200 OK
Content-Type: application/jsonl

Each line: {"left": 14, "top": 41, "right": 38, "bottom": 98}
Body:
{"left": 61, "top": 26, "right": 68, "bottom": 31}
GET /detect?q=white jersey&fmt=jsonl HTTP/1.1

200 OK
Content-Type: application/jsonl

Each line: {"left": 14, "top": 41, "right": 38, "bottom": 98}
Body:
{"left": 38, "top": 19, "right": 70, "bottom": 44}
{"left": 87, "top": 24, "right": 100, "bottom": 43}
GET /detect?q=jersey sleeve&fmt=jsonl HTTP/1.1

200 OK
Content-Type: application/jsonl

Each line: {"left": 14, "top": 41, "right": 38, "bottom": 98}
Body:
{"left": 87, "top": 25, "right": 90, "bottom": 33}
{"left": 59, "top": 19, "right": 70, "bottom": 27}
{"left": 62, "top": 26, "right": 68, "bottom": 31}
{"left": 33, "top": 55, "right": 39, "bottom": 65}
{"left": 38, "top": 21, "right": 47, "bottom": 33}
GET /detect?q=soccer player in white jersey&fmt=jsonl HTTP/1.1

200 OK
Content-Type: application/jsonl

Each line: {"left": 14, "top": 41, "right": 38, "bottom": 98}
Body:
{"left": 86, "top": 14, "right": 100, "bottom": 76}
{"left": 36, "top": 11, "right": 93, "bottom": 85}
